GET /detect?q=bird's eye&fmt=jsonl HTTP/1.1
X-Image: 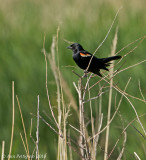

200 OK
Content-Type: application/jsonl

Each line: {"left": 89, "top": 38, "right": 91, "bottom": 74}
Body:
{"left": 71, "top": 44, "right": 73, "bottom": 47}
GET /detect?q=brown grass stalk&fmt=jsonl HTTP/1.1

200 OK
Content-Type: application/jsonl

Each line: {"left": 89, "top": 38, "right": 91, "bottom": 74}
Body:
{"left": 43, "top": 29, "right": 72, "bottom": 160}
{"left": 104, "top": 27, "right": 118, "bottom": 160}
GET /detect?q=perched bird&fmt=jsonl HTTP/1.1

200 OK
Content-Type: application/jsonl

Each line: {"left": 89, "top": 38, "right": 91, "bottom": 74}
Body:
{"left": 67, "top": 43, "right": 121, "bottom": 77}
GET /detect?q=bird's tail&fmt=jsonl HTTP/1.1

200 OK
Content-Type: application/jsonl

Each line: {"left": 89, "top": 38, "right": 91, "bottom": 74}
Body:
{"left": 102, "top": 56, "right": 121, "bottom": 63}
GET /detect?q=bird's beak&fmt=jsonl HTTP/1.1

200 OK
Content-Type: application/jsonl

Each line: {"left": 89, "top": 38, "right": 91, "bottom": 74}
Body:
{"left": 67, "top": 45, "right": 72, "bottom": 49}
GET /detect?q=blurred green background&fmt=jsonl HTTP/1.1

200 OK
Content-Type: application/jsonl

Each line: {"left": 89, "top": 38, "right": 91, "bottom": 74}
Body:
{"left": 0, "top": 0, "right": 145, "bottom": 159}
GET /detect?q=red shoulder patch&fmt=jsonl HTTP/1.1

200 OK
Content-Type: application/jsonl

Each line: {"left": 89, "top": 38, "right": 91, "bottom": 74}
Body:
{"left": 80, "top": 52, "right": 91, "bottom": 57}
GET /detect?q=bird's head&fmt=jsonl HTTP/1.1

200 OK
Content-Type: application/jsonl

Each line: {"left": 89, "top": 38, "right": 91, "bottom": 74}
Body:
{"left": 67, "top": 43, "right": 84, "bottom": 53}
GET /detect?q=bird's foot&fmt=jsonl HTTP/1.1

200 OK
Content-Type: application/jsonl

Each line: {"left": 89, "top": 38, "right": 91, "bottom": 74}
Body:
{"left": 82, "top": 71, "right": 89, "bottom": 78}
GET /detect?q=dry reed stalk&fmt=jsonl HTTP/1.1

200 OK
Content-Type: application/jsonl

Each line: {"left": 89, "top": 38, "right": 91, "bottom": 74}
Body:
{"left": 43, "top": 36, "right": 61, "bottom": 132}
{"left": 78, "top": 78, "right": 86, "bottom": 159}
{"left": 8, "top": 81, "right": 15, "bottom": 160}
{"left": 16, "top": 95, "right": 30, "bottom": 160}
{"left": 73, "top": 77, "right": 91, "bottom": 159}
{"left": 89, "top": 84, "right": 95, "bottom": 159}
{"left": 1, "top": 141, "right": 5, "bottom": 160}
{"left": 48, "top": 33, "right": 78, "bottom": 113}
{"left": 94, "top": 84, "right": 103, "bottom": 155}
{"left": 50, "top": 35, "right": 63, "bottom": 160}
{"left": 104, "top": 27, "right": 118, "bottom": 160}
{"left": 43, "top": 28, "right": 71, "bottom": 160}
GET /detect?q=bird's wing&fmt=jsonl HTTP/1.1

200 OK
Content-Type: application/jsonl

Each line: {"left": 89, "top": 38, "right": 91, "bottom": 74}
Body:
{"left": 79, "top": 51, "right": 92, "bottom": 58}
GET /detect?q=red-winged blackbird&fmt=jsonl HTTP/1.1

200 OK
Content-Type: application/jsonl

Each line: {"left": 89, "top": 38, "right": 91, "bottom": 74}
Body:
{"left": 67, "top": 43, "right": 121, "bottom": 77}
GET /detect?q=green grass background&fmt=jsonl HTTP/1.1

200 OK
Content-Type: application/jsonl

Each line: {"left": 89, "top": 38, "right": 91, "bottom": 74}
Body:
{"left": 0, "top": 0, "right": 145, "bottom": 159}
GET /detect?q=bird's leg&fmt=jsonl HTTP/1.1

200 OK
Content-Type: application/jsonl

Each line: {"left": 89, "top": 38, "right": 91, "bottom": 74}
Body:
{"left": 82, "top": 70, "right": 89, "bottom": 78}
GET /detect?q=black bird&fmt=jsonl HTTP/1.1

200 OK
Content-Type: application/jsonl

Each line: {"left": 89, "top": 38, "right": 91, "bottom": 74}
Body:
{"left": 67, "top": 43, "right": 121, "bottom": 77}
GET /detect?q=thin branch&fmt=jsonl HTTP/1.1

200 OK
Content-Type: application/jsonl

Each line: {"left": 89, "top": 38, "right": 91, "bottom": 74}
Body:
{"left": 88, "top": 67, "right": 119, "bottom": 91}
{"left": 29, "top": 119, "right": 37, "bottom": 160}
{"left": 16, "top": 95, "right": 30, "bottom": 160}
{"left": 83, "top": 89, "right": 109, "bottom": 103}
{"left": 86, "top": 6, "right": 122, "bottom": 72}
{"left": 115, "top": 59, "right": 146, "bottom": 77}
{"left": 138, "top": 80, "right": 145, "bottom": 102}
{"left": 134, "top": 152, "right": 141, "bottom": 160}
{"left": 103, "top": 78, "right": 146, "bottom": 136}
{"left": 8, "top": 81, "right": 15, "bottom": 160}
{"left": 94, "top": 63, "right": 146, "bottom": 104}
{"left": 69, "top": 124, "right": 84, "bottom": 137}
{"left": 36, "top": 95, "right": 40, "bottom": 160}
{"left": 30, "top": 118, "right": 36, "bottom": 144}
{"left": 107, "top": 113, "right": 146, "bottom": 159}
{"left": 20, "top": 133, "right": 28, "bottom": 156}
{"left": 131, "top": 124, "right": 146, "bottom": 140}
{"left": 121, "top": 93, "right": 146, "bottom": 136}
{"left": 89, "top": 60, "right": 146, "bottom": 103}
{"left": 115, "top": 35, "right": 146, "bottom": 55}
{"left": 43, "top": 36, "right": 61, "bottom": 134}
{"left": 73, "top": 82, "right": 79, "bottom": 94}
{"left": 117, "top": 131, "right": 127, "bottom": 160}
{"left": 83, "top": 73, "right": 93, "bottom": 99}
{"left": 92, "top": 77, "right": 131, "bottom": 139}
{"left": 30, "top": 113, "right": 61, "bottom": 137}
